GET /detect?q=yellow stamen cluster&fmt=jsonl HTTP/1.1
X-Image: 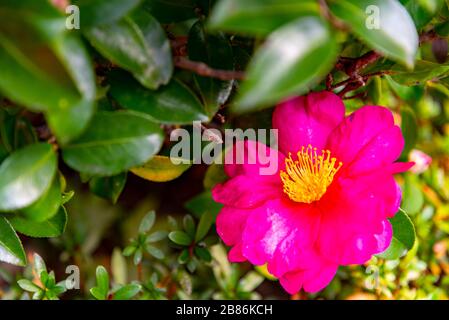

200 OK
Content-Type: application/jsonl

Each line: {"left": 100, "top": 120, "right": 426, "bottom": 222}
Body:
{"left": 280, "top": 145, "right": 342, "bottom": 203}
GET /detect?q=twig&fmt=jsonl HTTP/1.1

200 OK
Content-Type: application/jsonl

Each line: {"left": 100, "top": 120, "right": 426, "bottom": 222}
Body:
{"left": 318, "top": 0, "right": 348, "bottom": 31}
{"left": 173, "top": 56, "right": 245, "bottom": 81}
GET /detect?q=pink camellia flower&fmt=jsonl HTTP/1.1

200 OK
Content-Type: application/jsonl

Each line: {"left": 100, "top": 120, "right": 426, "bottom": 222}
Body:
{"left": 212, "top": 91, "right": 413, "bottom": 294}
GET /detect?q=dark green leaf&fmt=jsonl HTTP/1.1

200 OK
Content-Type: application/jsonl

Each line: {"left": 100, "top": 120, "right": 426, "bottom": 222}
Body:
{"left": 404, "top": 0, "right": 444, "bottom": 29}
{"left": 144, "top": 0, "right": 197, "bottom": 23}
{"left": 401, "top": 107, "right": 418, "bottom": 156}
{"left": 195, "top": 211, "right": 214, "bottom": 242}
{"left": 391, "top": 60, "right": 449, "bottom": 85}
{"left": 73, "top": 0, "right": 142, "bottom": 27}
{"left": 85, "top": 11, "right": 173, "bottom": 90}
{"left": 194, "top": 246, "right": 212, "bottom": 262}
{"left": 208, "top": 0, "right": 319, "bottom": 35}
{"left": 0, "top": 143, "right": 57, "bottom": 211}
{"left": 109, "top": 71, "right": 209, "bottom": 124}
{"left": 188, "top": 21, "right": 234, "bottom": 117}
{"left": 183, "top": 215, "right": 196, "bottom": 239}
{"left": 185, "top": 191, "right": 222, "bottom": 219}
{"left": 62, "top": 111, "right": 164, "bottom": 176}
{"left": 89, "top": 173, "right": 127, "bottom": 204}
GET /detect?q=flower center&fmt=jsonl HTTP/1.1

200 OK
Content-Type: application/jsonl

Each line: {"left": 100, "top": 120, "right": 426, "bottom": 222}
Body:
{"left": 280, "top": 145, "right": 342, "bottom": 204}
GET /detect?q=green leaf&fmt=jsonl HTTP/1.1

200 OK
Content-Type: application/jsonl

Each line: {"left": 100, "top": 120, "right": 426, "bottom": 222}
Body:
{"left": 377, "top": 209, "right": 416, "bottom": 260}
{"left": 185, "top": 191, "right": 223, "bottom": 219}
{"left": 146, "top": 244, "right": 165, "bottom": 259}
{"left": 22, "top": 176, "right": 61, "bottom": 222}
{"left": 391, "top": 60, "right": 449, "bottom": 85}
{"left": 0, "top": 6, "right": 96, "bottom": 144}
{"left": 146, "top": 231, "right": 168, "bottom": 243}
{"left": 195, "top": 211, "right": 214, "bottom": 242}
{"left": 112, "top": 283, "right": 141, "bottom": 300}
{"left": 73, "top": 0, "right": 142, "bottom": 27}
{"left": 17, "top": 279, "right": 41, "bottom": 293}
{"left": 404, "top": 0, "right": 444, "bottom": 29}
{"left": 62, "top": 111, "right": 164, "bottom": 176}
{"left": 8, "top": 206, "right": 68, "bottom": 238}
{"left": 92, "top": 266, "right": 109, "bottom": 300}
{"left": 208, "top": 0, "right": 320, "bottom": 36}
{"left": 0, "top": 216, "right": 26, "bottom": 266}
{"left": 109, "top": 70, "right": 209, "bottom": 124}
{"left": 194, "top": 246, "right": 212, "bottom": 262}
{"left": 169, "top": 231, "right": 192, "bottom": 246}
{"left": 188, "top": 21, "right": 234, "bottom": 117}
{"left": 130, "top": 155, "right": 192, "bottom": 182}
{"left": 402, "top": 174, "right": 424, "bottom": 215}
{"left": 183, "top": 215, "right": 196, "bottom": 239}
{"left": 400, "top": 107, "right": 418, "bottom": 156}
{"left": 233, "top": 17, "right": 338, "bottom": 112}
{"left": 329, "top": 0, "right": 418, "bottom": 68}
{"left": 0, "top": 143, "right": 57, "bottom": 211}
{"left": 139, "top": 211, "right": 156, "bottom": 234}
{"left": 85, "top": 10, "right": 173, "bottom": 90}
{"left": 89, "top": 173, "right": 127, "bottom": 204}
{"left": 144, "top": 0, "right": 197, "bottom": 23}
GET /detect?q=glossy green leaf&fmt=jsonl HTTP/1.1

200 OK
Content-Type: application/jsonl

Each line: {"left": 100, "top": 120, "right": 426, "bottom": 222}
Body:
{"left": 62, "top": 111, "right": 164, "bottom": 176}
{"left": 0, "top": 6, "right": 96, "bottom": 144}
{"left": 377, "top": 209, "right": 416, "bottom": 260}
{"left": 85, "top": 10, "right": 173, "bottom": 90}
{"left": 169, "top": 231, "right": 192, "bottom": 246}
{"left": 89, "top": 173, "right": 127, "bottom": 204}
{"left": 8, "top": 207, "right": 68, "bottom": 238}
{"left": 109, "top": 71, "right": 209, "bottom": 124}
{"left": 73, "top": 0, "right": 142, "bottom": 27}
{"left": 112, "top": 284, "right": 141, "bottom": 300}
{"left": 130, "top": 155, "right": 192, "bottom": 182}
{"left": 22, "top": 176, "right": 61, "bottom": 222}
{"left": 91, "top": 266, "right": 109, "bottom": 300}
{"left": 233, "top": 17, "right": 338, "bottom": 112}
{"left": 0, "top": 216, "right": 26, "bottom": 266}
{"left": 208, "top": 0, "right": 319, "bottom": 35}
{"left": 188, "top": 21, "right": 234, "bottom": 117}
{"left": 0, "top": 143, "right": 57, "bottom": 212}
{"left": 329, "top": 0, "right": 418, "bottom": 68}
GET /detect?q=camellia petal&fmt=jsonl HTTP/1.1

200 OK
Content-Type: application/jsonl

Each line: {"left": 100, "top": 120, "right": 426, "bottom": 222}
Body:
{"left": 272, "top": 91, "right": 345, "bottom": 154}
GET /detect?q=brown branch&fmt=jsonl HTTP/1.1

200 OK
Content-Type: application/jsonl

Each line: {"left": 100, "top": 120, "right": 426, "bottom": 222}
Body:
{"left": 318, "top": 0, "right": 348, "bottom": 31}
{"left": 173, "top": 56, "right": 245, "bottom": 81}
